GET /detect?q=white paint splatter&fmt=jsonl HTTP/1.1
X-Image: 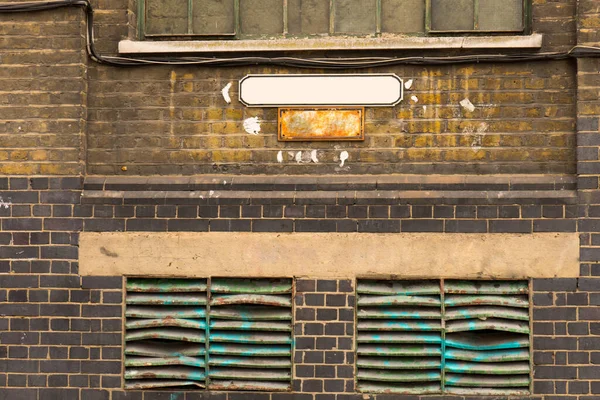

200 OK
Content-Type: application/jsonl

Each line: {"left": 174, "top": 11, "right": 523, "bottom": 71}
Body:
{"left": 221, "top": 82, "right": 232, "bottom": 104}
{"left": 243, "top": 117, "right": 261, "bottom": 135}
{"left": 410, "top": 95, "right": 418, "bottom": 103}
{"left": 423, "top": 105, "right": 427, "bottom": 112}
{"left": 339, "top": 151, "right": 349, "bottom": 167}
{"left": 310, "top": 150, "right": 319, "bottom": 164}
{"left": 0, "top": 197, "right": 11, "bottom": 209}
{"left": 460, "top": 98, "right": 476, "bottom": 112}
{"left": 404, "top": 79, "right": 413, "bottom": 90}
{"left": 295, "top": 151, "right": 302, "bottom": 163}
{"left": 277, "top": 151, "right": 283, "bottom": 163}
{"left": 209, "top": 190, "right": 215, "bottom": 197}
{"left": 223, "top": 180, "right": 227, "bottom": 185}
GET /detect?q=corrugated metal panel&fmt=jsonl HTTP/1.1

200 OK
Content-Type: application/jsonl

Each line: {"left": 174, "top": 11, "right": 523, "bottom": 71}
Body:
{"left": 357, "top": 280, "right": 442, "bottom": 394}
{"left": 443, "top": 280, "right": 530, "bottom": 394}
{"left": 125, "top": 278, "right": 208, "bottom": 389}
{"left": 208, "top": 278, "right": 292, "bottom": 392}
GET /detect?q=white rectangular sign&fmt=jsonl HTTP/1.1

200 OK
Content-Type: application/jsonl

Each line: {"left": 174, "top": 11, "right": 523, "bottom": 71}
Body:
{"left": 239, "top": 74, "right": 403, "bottom": 107}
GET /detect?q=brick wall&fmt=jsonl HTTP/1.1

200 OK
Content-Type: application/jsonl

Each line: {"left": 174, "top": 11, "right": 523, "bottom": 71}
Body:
{"left": 0, "top": 5, "right": 86, "bottom": 176}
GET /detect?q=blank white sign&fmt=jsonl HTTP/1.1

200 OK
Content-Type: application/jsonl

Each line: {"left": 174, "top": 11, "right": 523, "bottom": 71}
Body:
{"left": 239, "top": 74, "right": 403, "bottom": 107}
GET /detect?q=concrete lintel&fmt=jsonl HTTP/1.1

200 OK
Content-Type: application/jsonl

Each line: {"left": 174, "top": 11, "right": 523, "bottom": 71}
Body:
{"left": 119, "top": 34, "right": 543, "bottom": 54}
{"left": 80, "top": 232, "right": 579, "bottom": 279}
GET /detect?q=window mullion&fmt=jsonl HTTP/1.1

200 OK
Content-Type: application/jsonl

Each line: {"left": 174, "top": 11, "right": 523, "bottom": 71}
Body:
{"left": 234, "top": 0, "right": 240, "bottom": 37}
{"left": 187, "top": 0, "right": 193, "bottom": 34}
{"left": 329, "top": 0, "right": 335, "bottom": 34}
{"left": 283, "top": 0, "right": 288, "bottom": 35}
{"left": 376, "top": 0, "right": 381, "bottom": 35}
{"left": 473, "top": 0, "right": 479, "bottom": 30}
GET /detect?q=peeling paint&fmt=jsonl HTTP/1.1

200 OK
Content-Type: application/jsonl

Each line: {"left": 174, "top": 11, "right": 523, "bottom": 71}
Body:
{"left": 404, "top": 79, "right": 413, "bottom": 90}
{"left": 276, "top": 151, "right": 283, "bottom": 163}
{"left": 410, "top": 95, "right": 418, "bottom": 103}
{"left": 221, "top": 82, "right": 232, "bottom": 104}
{"left": 0, "top": 197, "right": 11, "bottom": 209}
{"left": 460, "top": 98, "right": 476, "bottom": 112}
{"left": 310, "top": 150, "right": 319, "bottom": 164}
{"left": 339, "top": 151, "right": 349, "bottom": 167}
{"left": 295, "top": 151, "right": 302, "bottom": 163}
{"left": 243, "top": 117, "right": 261, "bottom": 135}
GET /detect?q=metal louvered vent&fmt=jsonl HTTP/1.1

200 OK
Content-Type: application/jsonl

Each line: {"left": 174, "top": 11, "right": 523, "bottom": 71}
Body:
{"left": 208, "top": 278, "right": 293, "bottom": 391}
{"left": 443, "top": 280, "right": 530, "bottom": 396}
{"left": 357, "top": 280, "right": 443, "bottom": 394}
{"left": 125, "top": 278, "right": 208, "bottom": 390}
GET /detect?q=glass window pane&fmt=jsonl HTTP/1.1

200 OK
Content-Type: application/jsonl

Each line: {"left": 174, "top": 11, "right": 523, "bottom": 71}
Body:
{"left": 478, "top": 0, "right": 523, "bottom": 31}
{"left": 430, "top": 0, "right": 474, "bottom": 31}
{"left": 381, "top": 0, "right": 425, "bottom": 33}
{"left": 288, "top": 0, "right": 330, "bottom": 35}
{"left": 192, "top": 0, "right": 235, "bottom": 34}
{"left": 334, "top": 0, "right": 377, "bottom": 34}
{"left": 240, "top": 0, "right": 284, "bottom": 35}
{"left": 145, "top": 0, "right": 188, "bottom": 35}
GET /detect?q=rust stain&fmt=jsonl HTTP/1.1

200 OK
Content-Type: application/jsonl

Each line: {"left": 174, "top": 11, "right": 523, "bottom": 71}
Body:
{"left": 278, "top": 107, "right": 364, "bottom": 141}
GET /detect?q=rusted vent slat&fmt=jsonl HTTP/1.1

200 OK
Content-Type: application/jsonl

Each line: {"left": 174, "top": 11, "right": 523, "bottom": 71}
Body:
{"left": 443, "top": 280, "right": 530, "bottom": 396}
{"left": 208, "top": 278, "right": 293, "bottom": 391}
{"left": 357, "top": 280, "right": 443, "bottom": 394}
{"left": 125, "top": 278, "right": 208, "bottom": 390}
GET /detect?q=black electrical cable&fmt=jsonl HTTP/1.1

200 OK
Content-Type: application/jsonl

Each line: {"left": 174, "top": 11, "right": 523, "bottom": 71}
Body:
{"left": 1, "top": 0, "right": 599, "bottom": 68}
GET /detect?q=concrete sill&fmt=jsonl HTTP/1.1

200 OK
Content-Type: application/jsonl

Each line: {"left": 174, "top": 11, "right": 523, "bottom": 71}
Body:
{"left": 119, "top": 34, "right": 543, "bottom": 54}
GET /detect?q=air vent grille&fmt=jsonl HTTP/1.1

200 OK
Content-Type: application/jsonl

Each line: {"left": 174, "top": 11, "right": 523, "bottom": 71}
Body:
{"left": 208, "top": 278, "right": 293, "bottom": 391}
{"left": 357, "top": 279, "right": 530, "bottom": 395}
{"left": 356, "top": 280, "right": 443, "bottom": 394}
{"left": 124, "top": 278, "right": 208, "bottom": 390}
{"left": 443, "top": 280, "right": 530, "bottom": 396}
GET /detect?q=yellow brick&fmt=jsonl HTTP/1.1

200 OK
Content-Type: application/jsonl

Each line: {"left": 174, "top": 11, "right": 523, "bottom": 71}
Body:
{"left": 394, "top": 135, "right": 413, "bottom": 147}
{"left": 445, "top": 149, "right": 486, "bottom": 162}
{"left": 212, "top": 150, "right": 252, "bottom": 162}
{"left": 206, "top": 108, "right": 223, "bottom": 120}
{"left": 223, "top": 136, "right": 244, "bottom": 148}
{"left": 39, "top": 163, "right": 80, "bottom": 175}
{"left": 244, "top": 135, "right": 265, "bottom": 148}
{"left": 30, "top": 150, "right": 48, "bottom": 161}
{"left": 10, "top": 150, "right": 28, "bottom": 161}
{"left": 0, "top": 163, "right": 38, "bottom": 175}
{"left": 225, "top": 109, "right": 243, "bottom": 120}
{"left": 435, "top": 135, "right": 457, "bottom": 147}
{"left": 414, "top": 135, "right": 434, "bottom": 148}
{"left": 204, "top": 136, "right": 222, "bottom": 149}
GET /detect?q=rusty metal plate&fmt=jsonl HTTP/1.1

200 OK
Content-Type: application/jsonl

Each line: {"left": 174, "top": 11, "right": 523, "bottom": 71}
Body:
{"left": 278, "top": 107, "right": 364, "bottom": 141}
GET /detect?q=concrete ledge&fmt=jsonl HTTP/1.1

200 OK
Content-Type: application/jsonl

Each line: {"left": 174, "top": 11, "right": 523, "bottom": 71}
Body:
{"left": 85, "top": 174, "right": 576, "bottom": 192}
{"left": 119, "top": 34, "right": 543, "bottom": 54}
{"left": 80, "top": 232, "right": 579, "bottom": 278}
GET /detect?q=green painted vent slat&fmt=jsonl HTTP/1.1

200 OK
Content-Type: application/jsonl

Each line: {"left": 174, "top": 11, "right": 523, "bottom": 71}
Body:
{"left": 125, "top": 278, "right": 208, "bottom": 390}
{"left": 357, "top": 280, "right": 443, "bottom": 394}
{"left": 208, "top": 278, "right": 293, "bottom": 391}
{"left": 443, "top": 280, "right": 530, "bottom": 394}
{"left": 358, "top": 279, "right": 530, "bottom": 396}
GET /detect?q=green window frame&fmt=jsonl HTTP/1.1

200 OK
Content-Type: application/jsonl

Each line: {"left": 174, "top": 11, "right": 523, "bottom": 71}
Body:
{"left": 426, "top": 0, "right": 529, "bottom": 33}
{"left": 137, "top": 0, "right": 531, "bottom": 40}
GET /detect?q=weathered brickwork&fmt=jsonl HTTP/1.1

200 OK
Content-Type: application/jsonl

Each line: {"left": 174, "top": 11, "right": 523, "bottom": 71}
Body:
{"left": 0, "top": 6, "right": 86, "bottom": 176}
